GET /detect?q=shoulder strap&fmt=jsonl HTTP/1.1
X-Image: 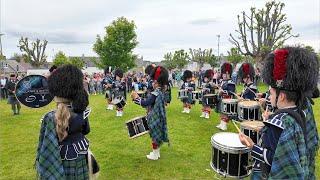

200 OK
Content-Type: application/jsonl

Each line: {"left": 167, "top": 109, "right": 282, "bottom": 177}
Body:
{"left": 275, "top": 109, "right": 307, "bottom": 143}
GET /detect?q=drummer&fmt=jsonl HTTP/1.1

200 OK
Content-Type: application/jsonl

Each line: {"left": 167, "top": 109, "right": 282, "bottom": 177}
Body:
{"left": 239, "top": 47, "right": 319, "bottom": 179}
{"left": 215, "top": 63, "right": 236, "bottom": 130}
{"left": 131, "top": 66, "right": 170, "bottom": 160}
{"left": 111, "top": 69, "right": 126, "bottom": 117}
{"left": 5, "top": 74, "right": 21, "bottom": 115}
{"left": 200, "top": 69, "right": 215, "bottom": 119}
{"left": 180, "top": 70, "right": 195, "bottom": 114}
{"left": 238, "top": 63, "right": 258, "bottom": 100}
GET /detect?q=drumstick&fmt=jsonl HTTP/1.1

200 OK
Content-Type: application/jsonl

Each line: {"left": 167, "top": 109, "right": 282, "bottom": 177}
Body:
{"left": 232, "top": 120, "right": 241, "bottom": 133}
{"left": 232, "top": 120, "right": 252, "bottom": 147}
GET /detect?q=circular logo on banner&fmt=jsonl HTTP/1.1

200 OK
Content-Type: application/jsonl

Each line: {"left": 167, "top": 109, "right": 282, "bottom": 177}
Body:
{"left": 15, "top": 75, "right": 54, "bottom": 108}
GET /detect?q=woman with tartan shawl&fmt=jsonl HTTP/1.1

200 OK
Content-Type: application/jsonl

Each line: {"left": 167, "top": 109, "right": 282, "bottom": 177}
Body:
{"left": 180, "top": 70, "right": 195, "bottom": 114}
{"left": 36, "top": 65, "right": 91, "bottom": 179}
{"left": 238, "top": 46, "right": 319, "bottom": 179}
{"left": 131, "top": 66, "right": 169, "bottom": 160}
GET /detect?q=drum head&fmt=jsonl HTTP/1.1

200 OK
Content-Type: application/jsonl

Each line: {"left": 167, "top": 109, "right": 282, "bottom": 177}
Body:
{"left": 204, "top": 93, "right": 217, "bottom": 97}
{"left": 212, "top": 132, "right": 245, "bottom": 148}
{"left": 240, "top": 120, "right": 264, "bottom": 130}
{"left": 222, "top": 99, "right": 238, "bottom": 103}
{"left": 238, "top": 100, "right": 259, "bottom": 107}
{"left": 15, "top": 75, "right": 53, "bottom": 108}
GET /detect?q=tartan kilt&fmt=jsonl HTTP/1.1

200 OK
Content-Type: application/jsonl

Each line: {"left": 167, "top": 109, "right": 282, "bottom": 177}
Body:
{"left": 62, "top": 154, "right": 89, "bottom": 180}
{"left": 7, "top": 95, "right": 19, "bottom": 105}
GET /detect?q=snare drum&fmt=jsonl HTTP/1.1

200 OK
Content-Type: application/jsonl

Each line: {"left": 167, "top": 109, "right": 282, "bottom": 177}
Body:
{"left": 221, "top": 99, "right": 238, "bottom": 116}
{"left": 178, "top": 90, "right": 188, "bottom": 99}
{"left": 238, "top": 100, "right": 261, "bottom": 121}
{"left": 240, "top": 121, "right": 264, "bottom": 144}
{"left": 137, "top": 90, "right": 147, "bottom": 99}
{"left": 111, "top": 97, "right": 126, "bottom": 109}
{"left": 126, "top": 116, "right": 149, "bottom": 139}
{"left": 203, "top": 94, "right": 218, "bottom": 106}
{"left": 211, "top": 132, "right": 251, "bottom": 178}
{"left": 192, "top": 91, "right": 202, "bottom": 100}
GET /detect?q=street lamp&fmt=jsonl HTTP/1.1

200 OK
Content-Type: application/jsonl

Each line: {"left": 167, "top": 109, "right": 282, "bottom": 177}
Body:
{"left": 217, "top": 35, "right": 220, "bottom": 62}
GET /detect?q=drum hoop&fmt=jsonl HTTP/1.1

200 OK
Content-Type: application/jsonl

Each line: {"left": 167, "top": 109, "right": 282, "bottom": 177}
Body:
{"left": 238, "top": 100, "right": 259, "bottom": 107}
{"left": 222, "top": 99, "right": 238, "bottom": 103}
{"left": 210, "top": 162, "right": 251, "bottom": 179}
{"left": 211, "top": 134, "right": 250, "bottom": 154}
{"left": 129, "top": 130, "right": 149, "bottom": 139}
{"left": 240, "top": 121, "right": 264, "bottom": 130}
{"left": 125, "top": 116, "right": 146, "bottom": 123}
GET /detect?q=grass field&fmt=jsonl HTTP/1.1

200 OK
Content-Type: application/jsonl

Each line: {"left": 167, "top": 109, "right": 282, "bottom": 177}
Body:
{"left": 0, "top": 84, "right": 319, "bottom": 179}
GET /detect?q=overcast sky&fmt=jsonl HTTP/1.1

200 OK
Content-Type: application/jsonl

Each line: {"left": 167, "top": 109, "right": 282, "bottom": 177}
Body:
{"left": 0, "top": 0, "right": 319, "bottom": 62}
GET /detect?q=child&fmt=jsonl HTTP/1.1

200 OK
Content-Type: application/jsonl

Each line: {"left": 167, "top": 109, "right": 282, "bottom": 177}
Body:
{"left": 112, "top": 69, "right": 126, "bottom": 117}
{"left": 180, "top": 70, "right": 195, "bottom": 113}
{"left": 216, "top": 63, "right": 236, "bottom": 130}
{"left": 238, "top": 63, "right": 258, "bottom": 100}
{"left": 200, "top": 69, "right": 215, "bottom": 119}
{"left": 103, "top": 67, "right": 114, "bottom": 110}
{"left": 239, "top": 47, "right": 319, "bottom": 179}
{"left": 131, "top": 66, "right": 169, "bottom": 160}
{"left": 36, "top": 65, "right": 91, "bottom": 179}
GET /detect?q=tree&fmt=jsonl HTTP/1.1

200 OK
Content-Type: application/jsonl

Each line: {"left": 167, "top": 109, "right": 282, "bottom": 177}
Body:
{"left": 69, "top": 57, "right": 85, "bottom": 69}
{"left": 162, "top": 52, "right": 176, "bottom": 70}
{"left": 189, "top": 48, "right": 207, "bottom": 69}
{"left": 227, "top": 47, "right": 244, "bottom": 66}
{"left": 53, "top": 51, "right": 69, "bottom": 67}
{"left": 173, "top": 49, "right": 189, "bottom": 70}
{"left": 305, "top": 45, "right": 315, "bottom": 53}
{"left": 206, "top": 52, "right": 218, "bottom": 68}
{"left": 17, "top": 37, "right": 48, "bottom": 67}
{"left": 229, "top": 1, "right": 298, "bottom": 61}
{"left": 93, "top": 17, "right": 138, "bottom": 71}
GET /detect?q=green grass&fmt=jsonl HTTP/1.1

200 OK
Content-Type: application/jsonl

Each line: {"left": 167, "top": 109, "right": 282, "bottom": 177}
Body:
{"left": 0, "top": 84, "right": 319, "bottom": 179}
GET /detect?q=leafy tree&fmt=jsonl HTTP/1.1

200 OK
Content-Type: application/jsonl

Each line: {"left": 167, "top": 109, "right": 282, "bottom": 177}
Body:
{"left": 173, "top": 49, "right": 189, "bottom": 70}
{"left": 189, "top": 48, "right": 206, "bottom": 69}
{"left": 229, "top": 1, "right": 298, "bottom": 61}
{"left": 305, "top": 45, "right": 315, "bottom": 53}
{"left": 17, "top": 37, "right": 48, "bottom": 67}
{"left": 162, "top": 52, "right": 176, "bottom": 70}
{"left": 227, "top": 47, "right": 244, "bottom": 66}
{"left": 69, "top": 57, "right": 85, "bottom": 69}
{"left": 93, "top": 17, "right": 138, "bottom": 71}
{"left": 53, "top": 51, "right": 69, "bottom": 67}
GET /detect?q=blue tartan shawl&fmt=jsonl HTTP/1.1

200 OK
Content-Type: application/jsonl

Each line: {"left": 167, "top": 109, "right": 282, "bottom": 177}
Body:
{"left": 147, "top": 89, "right": 169, "bottom": 146}
{"left": 35, "top": 111, "right": 65, "bottom": 179}
{"left": 269, "top": 114, "right": 308, "bottom": 179}
{"left": 304, "top": 100, "right": 319, "bottom": 180}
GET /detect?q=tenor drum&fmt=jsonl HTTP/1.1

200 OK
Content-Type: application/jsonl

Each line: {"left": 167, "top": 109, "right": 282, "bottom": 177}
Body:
{"left": 192, "top": 90, "right": 202, "bottom": 100}
{"left": 211, "top": 132, "right": 251, "bottom": 178}
{"left": 240, "top": 121, "right": 264, "bottom": 144}
{"left": 126, "top": 116, "right": 149, "bottom": 139}
{"left": 15, "top": 75, "right": 53, "bottom": 108}
{"left": 178, "top": 90, "right": 188, "bottom": 99}
{"left": 203, "top": 94, "right": 218, "bottom": 106}
{"left": 238, "top": 100, "right": 261, "bottom": 121}
{"left": 221, "top": 99, "right": 238, "bottom": 117}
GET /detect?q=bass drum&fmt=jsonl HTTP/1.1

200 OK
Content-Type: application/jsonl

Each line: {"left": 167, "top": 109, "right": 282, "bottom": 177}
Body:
{"left": 15, "top": 75, "right": 54, "bottom": 108}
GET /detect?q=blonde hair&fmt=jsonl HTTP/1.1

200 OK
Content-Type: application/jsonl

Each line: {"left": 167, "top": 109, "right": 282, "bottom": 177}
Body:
{"left": 54, "top": 97, "right": 71, "bottom": 142}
